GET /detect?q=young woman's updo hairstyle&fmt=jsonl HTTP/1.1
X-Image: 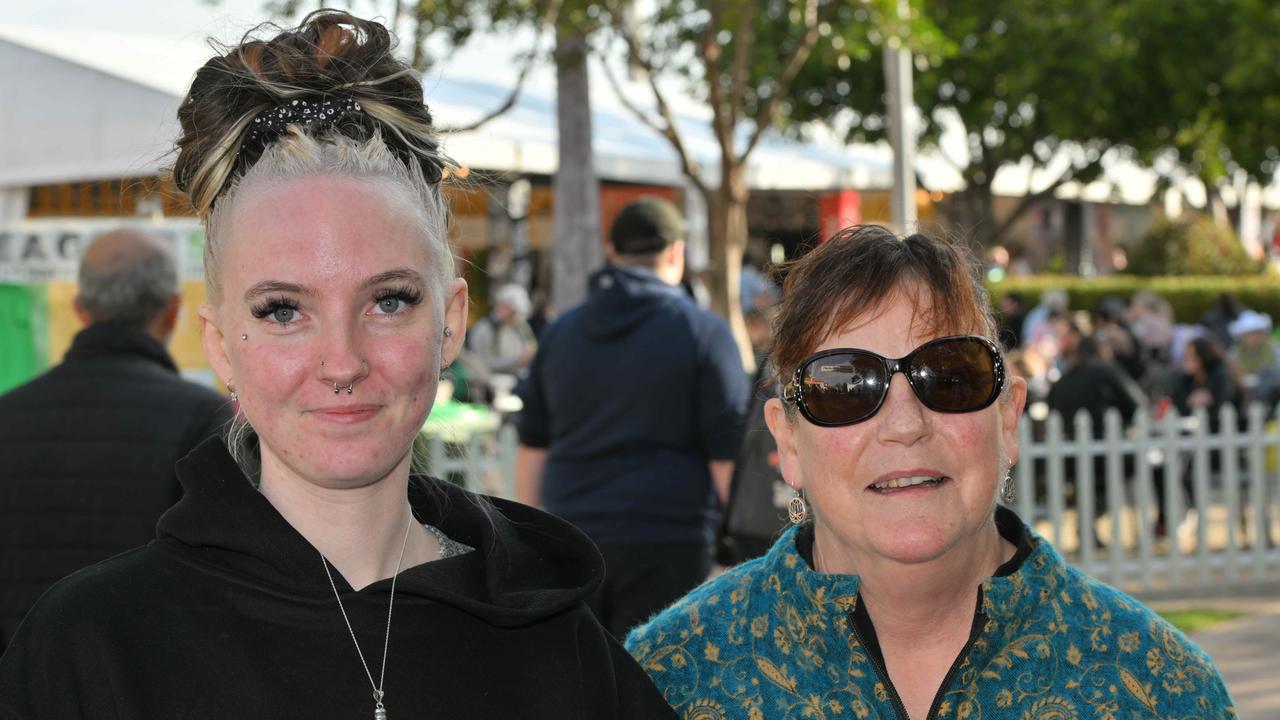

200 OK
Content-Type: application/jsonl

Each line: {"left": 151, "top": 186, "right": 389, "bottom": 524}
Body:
{"left": 769, "top": 225, "right": 1000, "bottom": 392}
{"left": 171, "top": 10, "right": 454, "bottom": 303}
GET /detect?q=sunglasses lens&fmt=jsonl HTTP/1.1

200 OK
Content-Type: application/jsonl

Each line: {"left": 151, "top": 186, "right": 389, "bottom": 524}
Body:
{"left": 801, "top": 353, "right": 885, "bottom": 424}
{"left": 909, "top": 338, "right": 997, "bottom": 412}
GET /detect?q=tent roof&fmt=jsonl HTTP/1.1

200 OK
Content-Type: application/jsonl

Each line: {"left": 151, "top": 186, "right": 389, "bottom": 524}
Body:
{"left": 0, "top": 25, "right": 892, "bottom": 192}
{"left": 3, "top": 24, "right": 1273, "bottom": 209}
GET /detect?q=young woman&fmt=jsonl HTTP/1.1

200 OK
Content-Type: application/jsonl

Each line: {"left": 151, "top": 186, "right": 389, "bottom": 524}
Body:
{"left": 0, "top": 12, "right": 673, "bottom": 719}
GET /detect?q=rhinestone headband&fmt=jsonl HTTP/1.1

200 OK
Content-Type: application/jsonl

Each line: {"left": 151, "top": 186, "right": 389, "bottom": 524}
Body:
{"left": 243, "top": 97, "right": 364, "bottom": 154}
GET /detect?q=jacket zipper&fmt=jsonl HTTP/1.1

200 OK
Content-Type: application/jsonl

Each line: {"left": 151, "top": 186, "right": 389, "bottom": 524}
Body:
{"left": 923, "top": 608, "right": 986, "bottom": 719}
{"left": 847, "top": 596, "right": 987, "bottom": 720}
{"left": 846, "top": 612, "right": 910, "bottom": 720}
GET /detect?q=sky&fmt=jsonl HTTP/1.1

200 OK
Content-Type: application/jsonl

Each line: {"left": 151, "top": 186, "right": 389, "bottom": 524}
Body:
{"left": 9, "top": 0, "right": 309, "bottom": 42}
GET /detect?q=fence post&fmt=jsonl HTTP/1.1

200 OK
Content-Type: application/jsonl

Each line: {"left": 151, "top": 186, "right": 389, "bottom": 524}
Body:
{"left": 1074, "top": 411, "right": 1096, "bottom": 569}
{"left": 1221, "top": 404, "right": 1242, "bottom": 584}
{"left": 1046, "top": 412, "right": 1065, "bottom": 549}
{"left": 498, "top": 424, "right": 518, "bottom": 500}
{"left": 1250, "top": 404, "right": 1273, "bottom": 581}
{"left": 1161, "top": 412, "right": 1185, "bottom": 590}
{"left": 1104, "top": 409, "right": 1126, "bottom": 586}
{"left": 1016, "top": 421, "right": 1036, "bottom": 523}
{"left": 1192, "top": 409, "right": 1212, "bottom": 587}
{"left": 1133, "top": 409, "right": 1154, "bottom": 591}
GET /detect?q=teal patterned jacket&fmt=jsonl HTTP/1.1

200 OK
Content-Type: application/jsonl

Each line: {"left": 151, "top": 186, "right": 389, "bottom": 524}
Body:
{"left": 625, "top": 519, "right": 1234, "bottom": 720}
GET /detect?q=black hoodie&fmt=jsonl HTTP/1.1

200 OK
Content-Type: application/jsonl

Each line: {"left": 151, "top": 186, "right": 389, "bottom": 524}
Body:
{"left": 518, "top": 265, "right": 749, "bottom": 546}
{"left": 0, "top": 438, "right": 676, "bottom": 719}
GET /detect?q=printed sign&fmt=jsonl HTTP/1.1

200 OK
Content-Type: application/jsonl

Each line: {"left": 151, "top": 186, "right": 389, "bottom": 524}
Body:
{"left": 0, "top": 221, "right": 205, "bottom": 283}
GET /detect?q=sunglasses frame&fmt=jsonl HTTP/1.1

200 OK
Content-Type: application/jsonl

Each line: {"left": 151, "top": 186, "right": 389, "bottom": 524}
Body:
{"left": 782, "top": 335, "right": 1006, "bottom": 427}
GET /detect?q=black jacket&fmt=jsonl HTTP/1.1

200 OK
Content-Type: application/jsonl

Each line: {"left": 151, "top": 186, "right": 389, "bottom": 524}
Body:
{"left": 1046, "top": 359, "right": 1143, "bottom": 436}
{"left": 518, "top": 264, "right": 749, "bottom": 545}
{"left": 0, "top": 438, "right": 677, "bottom": 719}
{"left": 0, "top": 323, "right": 231, "bottom": 648}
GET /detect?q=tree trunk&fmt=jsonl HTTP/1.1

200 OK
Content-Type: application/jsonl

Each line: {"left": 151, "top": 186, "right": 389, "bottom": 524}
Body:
{"left": 705, "top": 166, "right": 754, "bottom": 372}
{"left": 551, "top": 29, "right": 602, "bottom": 314}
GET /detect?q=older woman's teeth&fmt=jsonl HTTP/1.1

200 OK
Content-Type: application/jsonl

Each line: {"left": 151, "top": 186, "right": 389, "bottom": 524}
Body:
{"left": 873, "top": 476, "right": 944, "bottom": 490}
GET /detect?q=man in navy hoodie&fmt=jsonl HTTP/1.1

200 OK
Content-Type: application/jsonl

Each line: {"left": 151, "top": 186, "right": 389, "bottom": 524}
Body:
{"left": 516, "top": 197, "right": 748, "bottom": 638}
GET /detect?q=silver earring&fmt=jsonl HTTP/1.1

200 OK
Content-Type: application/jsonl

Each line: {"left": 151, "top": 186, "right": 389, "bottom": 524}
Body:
{"left": 229, "top": 386, "right": 238, "bottom": 402}
{"left": 1001, "top": 470, "right": 1015, "bottom": 504}
{"left": 788, "top": 489, "right": 811, "bottom": 525}
{"left": 443, "top": 327, "right": 453, "bottom": 337}
{"left": 240, "top": 333, "right": 248, "bottom": 341}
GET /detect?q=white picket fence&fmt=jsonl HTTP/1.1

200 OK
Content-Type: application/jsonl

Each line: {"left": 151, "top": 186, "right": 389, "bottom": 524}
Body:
{"left": 421, "top": 406, "right": 1280, "bottom": 595}
{"left": 1014, "top": 404, "right": 1280, "bottom": 594}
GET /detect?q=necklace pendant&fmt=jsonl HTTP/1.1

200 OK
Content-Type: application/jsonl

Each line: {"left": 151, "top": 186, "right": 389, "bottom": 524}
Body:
{"left": 374, "top": 707, "right": 387, "bottom": 720}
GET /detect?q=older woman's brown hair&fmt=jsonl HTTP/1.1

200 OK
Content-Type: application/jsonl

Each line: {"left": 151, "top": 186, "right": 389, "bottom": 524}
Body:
{"left": 769, "top": 225, "right": 999, "bottom": 385}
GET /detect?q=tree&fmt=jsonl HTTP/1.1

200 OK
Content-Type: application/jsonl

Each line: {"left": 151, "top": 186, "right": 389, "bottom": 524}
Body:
{"left": 411, "top": 0, "right": 605, "bottom": 312}
{"left": 1126, "top": 217, "right": 1258, "bottom": 276}
{"left": 796, "top": 0, "right": 1279, "bottom": 251}
{"left": 793, "top": 0, "right": 1154, "bottom": 251}
{"left": 1114, "top": 0, "right": 1280, "bottom": 216}
{"left": 598, "top": 0, "right": 906, "bottom": 366}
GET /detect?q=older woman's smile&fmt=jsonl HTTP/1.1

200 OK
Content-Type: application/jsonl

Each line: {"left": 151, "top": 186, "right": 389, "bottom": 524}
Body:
{"left": 869, "top": 470, "right": 949, "bottom": 492}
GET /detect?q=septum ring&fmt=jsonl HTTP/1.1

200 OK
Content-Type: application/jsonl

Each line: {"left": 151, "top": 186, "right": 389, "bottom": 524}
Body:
{"left": 333, "top": 381, "right": 354, "bottom": 394}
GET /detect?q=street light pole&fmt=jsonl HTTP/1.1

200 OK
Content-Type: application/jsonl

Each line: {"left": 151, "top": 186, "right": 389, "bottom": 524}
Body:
{"left": 884, "top": 0, "right": 916, "bottom": 231}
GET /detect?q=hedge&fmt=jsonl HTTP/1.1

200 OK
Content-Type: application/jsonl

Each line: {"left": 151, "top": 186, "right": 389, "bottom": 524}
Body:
{"left": 987, "top": 274, "right": 1280, "bottom": 325}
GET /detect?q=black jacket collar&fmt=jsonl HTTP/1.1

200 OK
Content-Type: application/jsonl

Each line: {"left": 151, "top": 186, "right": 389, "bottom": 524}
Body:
{"left": 64, "top": 322, "right": 178, "bottom": 373}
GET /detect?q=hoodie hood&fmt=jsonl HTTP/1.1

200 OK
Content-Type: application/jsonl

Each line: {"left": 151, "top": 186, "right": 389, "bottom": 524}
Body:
{"left": 584, "top": 264, "right": 689, "bottom": 340}
{"left": 159, "top": 437, "right": 603, "bottom": 628}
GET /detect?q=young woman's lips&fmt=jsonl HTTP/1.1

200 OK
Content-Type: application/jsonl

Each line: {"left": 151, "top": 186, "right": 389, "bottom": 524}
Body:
{"left": 310, "top": 404, "right": 382, "bottom": 424}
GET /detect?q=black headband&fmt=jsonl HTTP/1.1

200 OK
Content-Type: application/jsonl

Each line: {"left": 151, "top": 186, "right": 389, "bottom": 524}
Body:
{"left": 242, "top": 97, "right": 364, "bottom": 157}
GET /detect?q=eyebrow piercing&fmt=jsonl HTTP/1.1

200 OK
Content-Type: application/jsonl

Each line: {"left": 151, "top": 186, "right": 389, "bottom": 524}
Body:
{"left": 241, "top": 333, "right": 249, "bottom": 341}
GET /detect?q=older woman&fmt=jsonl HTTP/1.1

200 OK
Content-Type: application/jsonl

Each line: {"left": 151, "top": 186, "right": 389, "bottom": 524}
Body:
{"left": 0, "top": 12, "right": 673, "bottom": 719}
{"left": 626, "top": 226, "right": 1233, "bottom": 719}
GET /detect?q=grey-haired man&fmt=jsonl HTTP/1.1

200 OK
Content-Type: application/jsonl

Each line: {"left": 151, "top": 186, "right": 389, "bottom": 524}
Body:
{"left": 0, "top": 229, "right": 232, "bottom": 650}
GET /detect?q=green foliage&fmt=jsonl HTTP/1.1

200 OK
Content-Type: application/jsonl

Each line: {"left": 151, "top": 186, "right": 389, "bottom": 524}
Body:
{"left": 782, "top": 0, "right": 1279, "bottom": 245}
{"left": 1157, "top": 608, "right": 1242, "bottom": 635}
{"left": 1126, "top": 217, "right": 1258, "bottom": 277}
{"left": 990, "top": 273, "right": 1280, "bottom": 325}
{"left": 1116, "top": 0, "right": 1280, "bottom": 183}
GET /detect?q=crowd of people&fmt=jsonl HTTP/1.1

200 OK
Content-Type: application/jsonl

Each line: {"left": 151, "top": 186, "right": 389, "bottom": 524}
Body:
{"left": 1001, "top": 289, "right": 1279, "bottom": 425}
{"left": 0, "top": 10, "right": 1238, "bottom": 719}
{"left": 999, "top": 288, "right": 1278, "bottom": 542}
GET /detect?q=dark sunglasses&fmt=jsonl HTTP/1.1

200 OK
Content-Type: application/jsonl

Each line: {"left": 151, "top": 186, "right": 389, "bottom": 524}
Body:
{"left": 782, "top": 335, "right": 1006, "bottom": 427}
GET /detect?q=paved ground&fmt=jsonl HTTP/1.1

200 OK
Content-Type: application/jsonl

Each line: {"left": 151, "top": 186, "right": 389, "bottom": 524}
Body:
{"left": 1147, "top": 586, "right": 1280, "bottom": 720}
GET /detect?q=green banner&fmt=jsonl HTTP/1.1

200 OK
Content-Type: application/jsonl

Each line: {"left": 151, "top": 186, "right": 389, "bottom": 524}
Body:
{"left": 0, "top": 284, "right": 48, "bottom": 393}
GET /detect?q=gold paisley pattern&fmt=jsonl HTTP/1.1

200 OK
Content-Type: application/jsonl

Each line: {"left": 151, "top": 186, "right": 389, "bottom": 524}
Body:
{"left": 626, "top": 523, "right": 1236, "bottom": 719}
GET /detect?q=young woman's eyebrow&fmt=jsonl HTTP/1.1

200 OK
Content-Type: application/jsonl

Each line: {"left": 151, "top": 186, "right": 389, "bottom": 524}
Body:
{"left": 243, "top": 280, "right": 313, "bottom": 303}
{"left": 360, "top": 268, "right": 425, "bottom": 290}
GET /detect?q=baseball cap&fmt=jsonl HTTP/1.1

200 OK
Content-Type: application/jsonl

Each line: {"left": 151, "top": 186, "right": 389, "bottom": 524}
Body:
{"left": 610, "top": 197, "right": 684, "bottom": 255}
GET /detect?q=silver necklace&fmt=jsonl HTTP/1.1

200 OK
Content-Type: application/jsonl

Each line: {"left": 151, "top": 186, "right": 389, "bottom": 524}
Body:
{"left": 320, "top": 515, "right": 413, "bottom": 720}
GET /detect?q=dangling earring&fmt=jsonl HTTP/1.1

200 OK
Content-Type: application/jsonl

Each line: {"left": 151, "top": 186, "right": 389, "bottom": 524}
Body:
{"left": 228, "top": 381, "right": 238, "bottom": 403}
{"left": 1000, "top": 469, "right": 1015, "bottom": 504}
{"left": 788, "top": 488, "right": 811, "bottom": 525}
